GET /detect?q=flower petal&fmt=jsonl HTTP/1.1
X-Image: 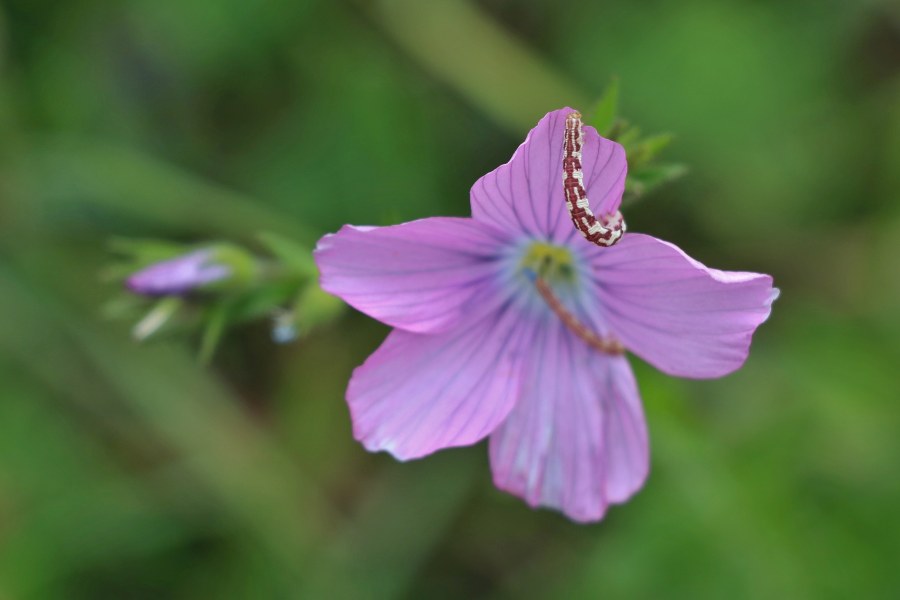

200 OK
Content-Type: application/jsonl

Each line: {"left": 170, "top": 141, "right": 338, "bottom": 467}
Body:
{"left": 315, "top": 217, "right": 508, "bottom": 333}
{"left": 489, "top": 320, "right": 649, "bottom": 523}
{"left": 470, "top": 107, "right": 627, "bottom": 243}
{"left": 347, "top": 289, "right": 535, "bottom": 461}
{"left": 591, "top": 233, "right": 779, "bottom": 378}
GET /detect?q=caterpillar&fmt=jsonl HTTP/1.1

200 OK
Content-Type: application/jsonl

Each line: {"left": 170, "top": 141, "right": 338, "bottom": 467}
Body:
{"left": 563, "top": 111, "right": 626, "bottom": 247}
{"left": 534, "top": 276, "right": 624, "bottom": 355}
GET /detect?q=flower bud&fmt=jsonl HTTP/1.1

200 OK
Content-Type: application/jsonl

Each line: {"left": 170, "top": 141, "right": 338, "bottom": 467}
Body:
{"left": 126, "top": 249, "right": 231, "bottom": 296}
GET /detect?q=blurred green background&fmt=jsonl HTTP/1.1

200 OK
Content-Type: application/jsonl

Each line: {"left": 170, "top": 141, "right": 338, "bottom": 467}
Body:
{"left": 1, "top": 0, "right": 899, "bottom": 598}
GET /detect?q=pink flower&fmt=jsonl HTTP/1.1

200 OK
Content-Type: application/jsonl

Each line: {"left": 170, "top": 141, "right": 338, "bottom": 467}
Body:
{"left": 314, "top": 108, "right": 778, "bottom": 522}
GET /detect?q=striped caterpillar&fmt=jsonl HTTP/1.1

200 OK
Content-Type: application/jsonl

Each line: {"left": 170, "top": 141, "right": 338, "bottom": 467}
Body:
{"left": 563, "top": 111, "right": 626, "bottom": 246}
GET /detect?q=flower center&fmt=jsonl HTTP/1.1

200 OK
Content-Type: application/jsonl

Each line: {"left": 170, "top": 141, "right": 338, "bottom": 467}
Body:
{"left": 519, "top": 242, "right": 576, "bottom": 285}
{"left": 518, "top": 242, "right": 623, "bottom": 356}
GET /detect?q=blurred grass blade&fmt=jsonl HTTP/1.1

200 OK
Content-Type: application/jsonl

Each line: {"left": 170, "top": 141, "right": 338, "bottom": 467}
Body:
{"left": 303, "top": 453, "right": 482, "bottom": 599}
{"left": 22, "top": 136, "right": 314, "bottom": 242}
{"left": 0, "top": 267, "right": 342, "bottom": 579}
{"left": 366, "top": 0, "right": 589, "bottom": 134}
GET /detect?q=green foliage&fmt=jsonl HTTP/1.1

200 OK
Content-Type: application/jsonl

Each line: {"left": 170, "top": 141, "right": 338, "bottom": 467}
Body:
{"left": 0, "top": 0, "right": 898, "bottom": 598}
{"left": 586, "top": 80, "right": 687, "bottom": 204}
{"left": 586, "top": 76, "right": 619, "bottom": 135}
{"left": 106, "top": 236, "right": 342, "bottom": 360}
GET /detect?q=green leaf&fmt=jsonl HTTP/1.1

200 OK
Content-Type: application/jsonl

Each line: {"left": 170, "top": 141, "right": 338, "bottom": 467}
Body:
{"left": 198, "top": 302, "right": 231, "bottom": 364}
{"left": 625, "top": 163, "right": 688, "bottom": 200}
{"left": 587, "top": 77, "right": 620, "bottom": 135}
{"left": 628, "top": 133, "right": 675, "bottom": 166}
{"left": 229, "top": 281, "right": 302, "bottom": 323}
{"left": 256, "top": 231, "right": 317, "bottom": 277}
{"left": 617, "top": 125, "right": 642, "bottom": 152}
